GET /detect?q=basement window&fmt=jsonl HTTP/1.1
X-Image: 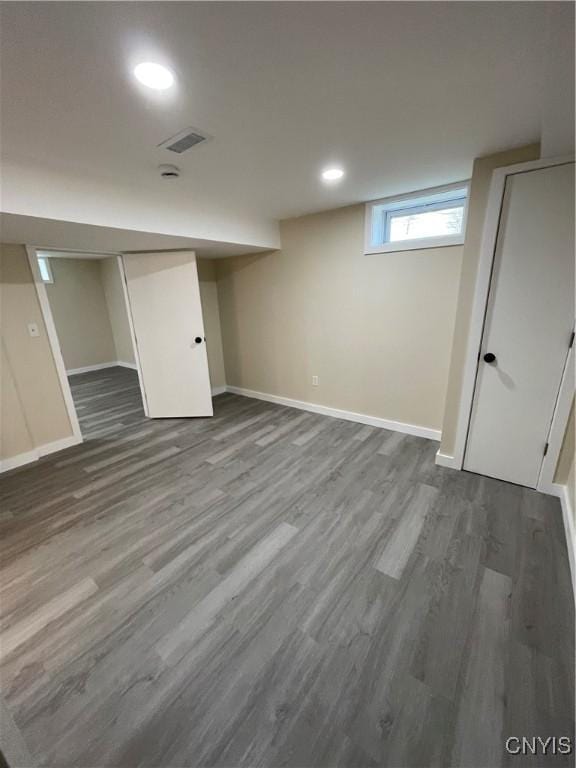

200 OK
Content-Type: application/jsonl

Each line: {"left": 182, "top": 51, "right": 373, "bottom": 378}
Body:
{"left": 37, "top": 256, "right": 54, "bottom": 283}
{"left": 364, "top": 181, "right": 469, "bottom": 254}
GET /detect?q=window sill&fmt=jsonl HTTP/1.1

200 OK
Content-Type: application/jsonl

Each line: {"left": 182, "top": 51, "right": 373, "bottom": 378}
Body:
{"left": 364, "top": 235, "right": 464, "bottom": 255}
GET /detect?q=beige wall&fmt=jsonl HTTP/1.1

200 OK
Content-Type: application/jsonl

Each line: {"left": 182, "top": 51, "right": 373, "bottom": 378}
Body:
{"left": 1, "top": 340, "right": 34, "bottom": 459}
{"left": 439, "top": 144, "right": 541, "bottom": 456}
{"left": 197, "top": 258, "right": 217, "bottom": 283}
{"left": 101, "top": 257, "right": 135, "bottom": 365}
{"left": 217, "top": 205, "right": 462, "bottom": 431}
{"left": 0, "top": 243, "right": 73, "bottom": 461}
{"left": 46, "top": 258, "right": 116, "bottom": 371}
{"left": 198, "top": 258, "right": 226, "bottom": 391}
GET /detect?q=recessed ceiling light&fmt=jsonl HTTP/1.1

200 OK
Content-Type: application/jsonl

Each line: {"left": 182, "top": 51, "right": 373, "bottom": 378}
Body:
{"left": 322, "top": 167, "right": 345, "bottom": 182}
{"left": 134, "top": 62, "right": 174, "bottom": 90}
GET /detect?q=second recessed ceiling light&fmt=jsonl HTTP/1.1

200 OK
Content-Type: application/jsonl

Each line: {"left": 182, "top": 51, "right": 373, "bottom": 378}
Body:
{"left": 134, "top": 62, "right": 174, "bottom": 90}
{"left": 322, "top": 167, "right": 345, "bottom": 182}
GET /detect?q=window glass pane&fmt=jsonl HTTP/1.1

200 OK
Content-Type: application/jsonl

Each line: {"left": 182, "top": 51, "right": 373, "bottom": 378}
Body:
{"left": 388, "top": 205, "right": 464, "bottom": 242}
{"left": 37, "top": 257, "right": 52, "bottom": 282}
{"left": 365, "top": 183, "right": 469, "bottom": 253}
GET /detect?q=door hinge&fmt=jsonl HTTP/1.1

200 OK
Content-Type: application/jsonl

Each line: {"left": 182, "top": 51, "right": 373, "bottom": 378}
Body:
{"left": 569, "top": 331, "right": 575, "bottom": 349}
{"left": 543, "top": 442, "right": 549, "bottom": 457}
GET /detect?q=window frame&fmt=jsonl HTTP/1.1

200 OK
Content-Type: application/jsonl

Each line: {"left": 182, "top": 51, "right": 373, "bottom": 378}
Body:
{"left": 37, "top": 255, "right": 54, "bottom": 283}
{"left": 364, "top": 181, "right": 470, "bottom": 255}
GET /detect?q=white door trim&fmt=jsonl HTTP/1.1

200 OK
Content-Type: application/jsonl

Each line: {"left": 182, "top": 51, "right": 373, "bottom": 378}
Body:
{"left": 25, "top": 245, "right": 83, "bottom": 445}
{"left": 538, "top": 338, "right": 574, "bottom": 494}
{"left": 551, "top": 481, "right": 576, "bottom": 601}
{"left": 450, "top": 155, "right": 575, "bottom": 481}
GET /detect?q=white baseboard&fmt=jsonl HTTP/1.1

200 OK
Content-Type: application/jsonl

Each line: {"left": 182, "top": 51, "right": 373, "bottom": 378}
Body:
{"left": 67, "top": 362, "right": 119, "bottom": 375}
{"left": 550, "top": 482, "right": 575, "bottom": 601}
{"left": 211, "top": 385, "right": 227, "bottom": 396}
{"left": 435, "top": 451, "right": 460, "bottom": 469}
{"left": 37, "top": 435, "right": 82, "bottom": 457}
{"left": 226, "top": 385, "right": 441, "bottom": 441}
{"left": 67, "top": 361, "right": 137, "bottom": 375}
{"left": 0, "top": 449, "right": 39, "bottom": 473}
{"left": 0, "top": 435, "right": 82, "bottom": 474}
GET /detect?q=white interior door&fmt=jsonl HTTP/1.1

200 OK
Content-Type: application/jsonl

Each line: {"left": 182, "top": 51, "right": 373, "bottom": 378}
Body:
{"left": 122, "top": 251, "right": 213, "bottom": 418}
{"left": 464, "top": 162, "right": 575, "bottom": 487}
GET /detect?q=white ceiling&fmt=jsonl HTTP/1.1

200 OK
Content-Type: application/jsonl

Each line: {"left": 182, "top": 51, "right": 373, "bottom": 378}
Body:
{"left": 0, "top": 2, "right": 556, "bottom": 254}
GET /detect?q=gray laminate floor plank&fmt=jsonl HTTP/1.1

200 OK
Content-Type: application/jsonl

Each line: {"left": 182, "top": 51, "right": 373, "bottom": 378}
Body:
{"left": 0, "top": 367, "right": 573, "bottom": 768}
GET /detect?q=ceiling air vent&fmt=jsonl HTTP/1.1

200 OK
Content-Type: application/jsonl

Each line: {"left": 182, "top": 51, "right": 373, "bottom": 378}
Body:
{"left": 158, "top": 127, "right": 211, "bottom": 154}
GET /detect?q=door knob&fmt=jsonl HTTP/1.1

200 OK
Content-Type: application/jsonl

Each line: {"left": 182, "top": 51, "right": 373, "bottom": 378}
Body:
{"left": 195, "top": 336, "right": 203, "bottom": 344}
{"left": 483, "top": 352, "right": 496, "bottom": 364}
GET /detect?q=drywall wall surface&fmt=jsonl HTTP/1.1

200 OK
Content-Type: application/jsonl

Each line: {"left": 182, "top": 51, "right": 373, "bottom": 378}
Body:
{"left": 0, "top": 243, "right": 73, "bottom": 457}
{"left": 1, "top": 161, "right": 281, "bottom": 252}
{"left": 217, "top": 205, "right": 462, "bottom": 431}
{"left": 568, "top": 461, "right": 575, "bottom": 526}
{"left": 197, "top": 259, "right": 217, "bottom": 282}
{"left": 0, "top": 339, "right": 34, "bottom": 460}
{"left": 540, "top": 3, "right": 575, "bottom": 158}
{"left": 439, "top": 144, "right": 541, "bottom": 458}
{"left": 555, "top": 400, "right": 575, "bottom": 516}
{"left": 197, "top": 258, "right": 226, "bottom": 390}
{"left": 199, "top": 279, "right": 226, "bottom": 391}
{"left": 101, "top": 257, "right": 135, "bottom": 365}
{"left": 46, "top": 258, "right": 116, "bottom": 370}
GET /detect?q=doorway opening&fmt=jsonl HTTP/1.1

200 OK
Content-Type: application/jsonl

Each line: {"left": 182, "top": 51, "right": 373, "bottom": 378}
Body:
{"left": 451, "top": 157, "right": 575, "bottom": 493}
{"left": 35, "top": 251, "right": 144, "bottom": 441}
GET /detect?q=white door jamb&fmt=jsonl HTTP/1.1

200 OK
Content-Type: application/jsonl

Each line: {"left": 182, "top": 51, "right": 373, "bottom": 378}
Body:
{"left": 25, "top": 245, "right": 83, "bottom": 445}
{"left": 538, "top": 336, "right": 574, "bottom": 494}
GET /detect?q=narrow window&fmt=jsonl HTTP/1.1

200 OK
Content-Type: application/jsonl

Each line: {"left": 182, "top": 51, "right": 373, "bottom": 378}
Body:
{"left": 365, "top": 182, "right": 469, "bottom": 254}
{"left": 37, "top": 256, "right": 54, "bottom": 283}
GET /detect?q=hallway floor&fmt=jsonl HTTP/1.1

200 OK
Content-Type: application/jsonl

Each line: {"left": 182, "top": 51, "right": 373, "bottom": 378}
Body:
{"left": 68, "top": 365, "right": 145, "bottom": 440}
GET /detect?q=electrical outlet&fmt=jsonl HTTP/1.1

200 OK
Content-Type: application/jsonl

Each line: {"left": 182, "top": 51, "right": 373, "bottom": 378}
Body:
{"left": 312, "top": 375, "right": 319, "bottom": 386}
{"left": 28, "top": 323, "right": 40, "bottom": 338}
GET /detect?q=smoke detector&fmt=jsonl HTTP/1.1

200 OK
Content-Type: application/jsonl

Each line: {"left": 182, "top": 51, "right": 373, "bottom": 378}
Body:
{"left": 157, "top": 126, "right": 211, "bottom": 154}
{"left": 158, "top": 164, "right": 180, "bottom": 179}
